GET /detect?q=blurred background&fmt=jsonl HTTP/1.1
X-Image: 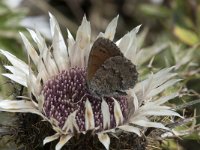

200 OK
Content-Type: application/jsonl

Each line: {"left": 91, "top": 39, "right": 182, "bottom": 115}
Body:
{"left": 0, "top": 0, "right": 200, "bottom": 149}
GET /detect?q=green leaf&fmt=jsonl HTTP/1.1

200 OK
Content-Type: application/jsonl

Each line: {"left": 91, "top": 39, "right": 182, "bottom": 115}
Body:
{"left": 139, "top": 4, "right": 170, "bottom": 18}
{"left": 173, "top": 25, "right": 199, "bottom": 46}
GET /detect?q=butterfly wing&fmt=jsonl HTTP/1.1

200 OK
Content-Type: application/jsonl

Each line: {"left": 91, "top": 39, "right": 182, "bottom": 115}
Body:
{"left": 86, "top": 37, "right": 123, "bottom": 82}
{"left": 88, "top": 56, "right": 138, "bottom": 96}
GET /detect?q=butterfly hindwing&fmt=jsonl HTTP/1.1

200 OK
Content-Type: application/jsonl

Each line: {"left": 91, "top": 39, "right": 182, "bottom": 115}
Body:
{"left": 88, "top": 56, "right": 138, "bottom": 96}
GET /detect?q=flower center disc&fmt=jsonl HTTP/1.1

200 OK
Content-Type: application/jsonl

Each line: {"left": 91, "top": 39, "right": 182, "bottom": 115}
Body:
{"left": 43, "top": 67, "right": 128, "bottom": 132}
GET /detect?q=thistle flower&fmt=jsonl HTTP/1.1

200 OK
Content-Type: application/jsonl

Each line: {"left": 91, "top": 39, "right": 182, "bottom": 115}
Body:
{"left": 0, "top": 13, "right": 181, "bottom": 150}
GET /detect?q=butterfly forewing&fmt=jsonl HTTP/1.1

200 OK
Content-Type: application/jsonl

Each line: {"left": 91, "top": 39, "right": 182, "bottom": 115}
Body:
{"left": 87, "top": 37, "right": 123, "bottom": 81}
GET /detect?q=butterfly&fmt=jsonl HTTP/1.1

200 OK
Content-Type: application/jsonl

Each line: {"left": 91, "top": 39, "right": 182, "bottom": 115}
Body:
{"left": 86, "top": 37, "right": 138, "bottom": 97}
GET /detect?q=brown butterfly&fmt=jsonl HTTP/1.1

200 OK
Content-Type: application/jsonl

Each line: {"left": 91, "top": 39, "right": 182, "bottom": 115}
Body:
{"left": 86, "top": 37, "right": 138, "bottom": 97}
